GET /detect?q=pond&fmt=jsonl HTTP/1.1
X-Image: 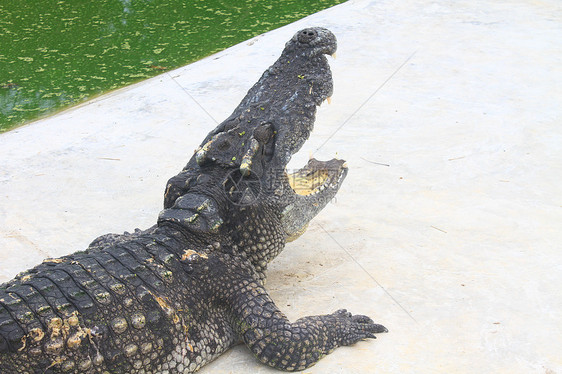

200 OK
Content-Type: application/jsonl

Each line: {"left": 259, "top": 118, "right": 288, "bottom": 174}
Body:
{"left": 0, "top": 0, "right": 346, "bottom": 133}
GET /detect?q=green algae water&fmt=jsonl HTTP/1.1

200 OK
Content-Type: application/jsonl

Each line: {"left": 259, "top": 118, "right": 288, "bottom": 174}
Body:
{"left": 0, "top": 0, "right": 346, "bottom": 133}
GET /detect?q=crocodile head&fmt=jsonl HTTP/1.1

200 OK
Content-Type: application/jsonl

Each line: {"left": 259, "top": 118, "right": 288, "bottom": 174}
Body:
{"left": 191, "top": 27, "right": 337, "bottom": 171}
{"left": 160, "top": 27, "right": 346, "bottom": 269}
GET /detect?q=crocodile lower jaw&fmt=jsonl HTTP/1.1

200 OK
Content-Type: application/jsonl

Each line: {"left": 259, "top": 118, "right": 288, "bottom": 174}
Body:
{"left": 287, "top": 158, "right": 347, "bottom": 197}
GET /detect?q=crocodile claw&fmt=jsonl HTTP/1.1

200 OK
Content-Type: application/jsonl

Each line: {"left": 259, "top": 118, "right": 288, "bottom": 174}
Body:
{"left": 332, "top": 309, "right": 388, "bottom": 346}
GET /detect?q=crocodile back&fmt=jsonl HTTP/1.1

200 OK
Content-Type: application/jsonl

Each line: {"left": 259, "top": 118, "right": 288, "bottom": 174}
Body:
{"left": 0, "top": 232, "right": 236, "bottom": 373}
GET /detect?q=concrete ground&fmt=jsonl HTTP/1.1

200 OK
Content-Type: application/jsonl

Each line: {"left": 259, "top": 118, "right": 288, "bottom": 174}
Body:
{"left": 1, "top": 0, "right": 561, "bottom": 372}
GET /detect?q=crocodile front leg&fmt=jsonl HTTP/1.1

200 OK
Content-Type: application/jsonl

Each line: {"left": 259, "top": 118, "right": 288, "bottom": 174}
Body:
{"left": 214, "top": 254, "right": 387, "bottom": 371}
{"left": 231, "top": 280, "right": 387, "bottom": 371}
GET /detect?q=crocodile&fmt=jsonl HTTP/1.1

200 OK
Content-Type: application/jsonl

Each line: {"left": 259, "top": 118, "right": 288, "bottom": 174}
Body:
{"left": 0, "top": 27, "right": 387, "bottom": 373}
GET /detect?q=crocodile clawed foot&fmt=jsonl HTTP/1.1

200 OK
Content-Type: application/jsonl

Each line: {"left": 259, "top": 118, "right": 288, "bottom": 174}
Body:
{"left": 332, "top": 309, "right": 388, "bottom": 346}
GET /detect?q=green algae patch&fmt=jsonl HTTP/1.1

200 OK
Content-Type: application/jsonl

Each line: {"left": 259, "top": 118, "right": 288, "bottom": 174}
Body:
{"left": 0, "top": 0, "right": 347, "bottom": 132}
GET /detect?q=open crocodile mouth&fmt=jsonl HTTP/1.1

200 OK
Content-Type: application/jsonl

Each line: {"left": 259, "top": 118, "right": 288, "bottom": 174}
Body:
{"left": 286, "top": 158, "right": 348, "bottom": 197}
{"left": 282, "top": 157, "right": 347, "bottom": 243}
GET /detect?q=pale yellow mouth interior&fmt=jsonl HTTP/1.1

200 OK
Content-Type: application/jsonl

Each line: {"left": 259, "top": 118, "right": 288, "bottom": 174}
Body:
{"left": 284, "top": 167, "right": 334, "bottom": 242}
{"left": 286, "top": 169, "right": 331, "bottom": 196}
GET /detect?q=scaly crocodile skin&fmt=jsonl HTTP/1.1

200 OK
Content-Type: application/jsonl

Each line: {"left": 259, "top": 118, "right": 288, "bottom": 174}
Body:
{"left": 0, "top": 28, "right": 387, "bottom": 373}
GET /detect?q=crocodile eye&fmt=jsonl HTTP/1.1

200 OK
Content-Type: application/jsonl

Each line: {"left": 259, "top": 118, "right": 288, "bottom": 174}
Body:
{"left": 298, "top": 29, "right": 317, "bottom": 43}
{"left": 253, "top": 123, "right": 274, "bottom": 144}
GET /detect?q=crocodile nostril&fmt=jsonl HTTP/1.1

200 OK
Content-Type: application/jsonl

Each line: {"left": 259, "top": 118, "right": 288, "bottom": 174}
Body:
{"left": 298, "top": 29, "right": 317, "bottom": 43}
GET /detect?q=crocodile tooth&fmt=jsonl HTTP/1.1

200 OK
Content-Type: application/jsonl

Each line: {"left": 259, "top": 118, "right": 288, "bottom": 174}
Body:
{"left": 327, "top": 96, "right": 332, "bottom": 104}
{"left": 331, "top": 52, "right": 337, "bottom": 59}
